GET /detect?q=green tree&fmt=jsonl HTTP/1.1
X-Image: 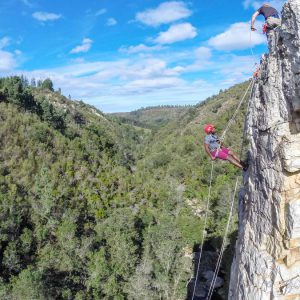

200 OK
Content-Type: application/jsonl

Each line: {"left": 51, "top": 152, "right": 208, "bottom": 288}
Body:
{"left": 41, "top": 78, "right": 54, "bottom": 91}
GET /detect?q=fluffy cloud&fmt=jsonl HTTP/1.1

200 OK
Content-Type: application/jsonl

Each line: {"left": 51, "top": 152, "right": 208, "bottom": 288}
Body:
{"left": 21, "top": 0, "right": 33, "bottom": 7}
{"left": 95, "top": 9, "right": 107, "bottom": 16}
{"left": 125, "top": 77, "right": 184, "bottom": 93}
{"left": 183, "top": 47, "right": 212, "bottom": 72}
{"left": 243, "top": 0, "right": 285, "bottom": 11}
{"left": 32, "top": 11, "right": 62, "bottom": 22}
{"left": 106, "top": 18, "right": 117, "bottom": 26}
{"left": 0, "top": 37, "right": 10, "bottom": 49}
{"left": 10, "top": 47, "right": 257, "bottom": 112}
{"left": 195, "top": 47, "right": 212, "bottom": 61}
{"left": 0, "top": 51, "right": 17, "bottom": 72}
{"left": 0, "top": 37, "right": 17, "bottom": 72}
{"left": 136, "top": 1, "right": 192, "bottom": 27}
{"left": 154, "top": 23, "right": 197, "bottom": 45}
{"left": 208, "top": 22, "right": 265, "bottom": 51}
{"left": 70, "top": 38, "right": 93, "bottom": 54}
{"left": 119, "top": 44, "right": 166, "bottom": 54}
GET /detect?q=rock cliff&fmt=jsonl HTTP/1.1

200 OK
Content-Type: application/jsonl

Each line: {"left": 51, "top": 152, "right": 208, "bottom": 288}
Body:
{"left": 229, "top": 1, "right": 300, "bottom": 299}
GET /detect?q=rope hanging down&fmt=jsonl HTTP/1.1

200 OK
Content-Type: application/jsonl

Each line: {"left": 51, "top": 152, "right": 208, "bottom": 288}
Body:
{"left": 206, "top": 177, "right": 240, "bottom": 300}
{"left": 191, "top": 77, "right": 255, "bottom": 300}
{"left": 191, "top": 160, "right": 214, "bottom": 300}
{"left": 220, "top": 78, "right": 255, "bottom": 142}
{"left": 205, "top": 80, "right": 255, "bottom": 300}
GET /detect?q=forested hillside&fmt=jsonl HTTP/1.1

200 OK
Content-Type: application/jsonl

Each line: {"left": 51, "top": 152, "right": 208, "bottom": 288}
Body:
{"left": 0, "top": 76, "right": 251, "bottom": 299}
{"left": 111, "top": 105, "right": 191, "bottom": 129}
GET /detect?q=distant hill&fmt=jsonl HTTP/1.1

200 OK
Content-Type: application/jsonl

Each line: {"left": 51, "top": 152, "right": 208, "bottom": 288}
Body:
{"left": 110, "top": 105, "right": 192, "bottom": 129}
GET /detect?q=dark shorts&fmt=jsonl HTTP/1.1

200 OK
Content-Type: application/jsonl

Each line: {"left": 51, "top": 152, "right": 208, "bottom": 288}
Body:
{"left": 211, "top": 147, "right": 230, "bottom": 160}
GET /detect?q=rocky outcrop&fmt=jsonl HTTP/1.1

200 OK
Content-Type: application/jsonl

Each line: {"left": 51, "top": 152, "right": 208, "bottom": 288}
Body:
{"left": 229, "top": 1, "right": 300, "bottom": 299}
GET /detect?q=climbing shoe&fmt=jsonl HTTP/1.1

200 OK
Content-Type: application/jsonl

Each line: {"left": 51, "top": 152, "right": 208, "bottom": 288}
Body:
{"left": 241, "top": 160, "right": 249, "bottom": 171}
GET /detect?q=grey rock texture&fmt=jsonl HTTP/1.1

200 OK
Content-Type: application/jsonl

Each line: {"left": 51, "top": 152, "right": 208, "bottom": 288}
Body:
{"left": 229, "top": 1, "right": 300, "bottom": 299}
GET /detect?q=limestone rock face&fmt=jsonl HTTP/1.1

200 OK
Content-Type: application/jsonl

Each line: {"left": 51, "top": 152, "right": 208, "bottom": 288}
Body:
{"left": 229, "top": 1, "right": 300, "bottom": 299}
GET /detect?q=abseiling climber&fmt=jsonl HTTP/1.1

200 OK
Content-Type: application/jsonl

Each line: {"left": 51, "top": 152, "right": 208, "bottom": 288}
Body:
{"left": 251, "top": 3, "right": 281, "bottom": 34}
{"left": 203, "top": 124, "right": 248, "bottom": 170}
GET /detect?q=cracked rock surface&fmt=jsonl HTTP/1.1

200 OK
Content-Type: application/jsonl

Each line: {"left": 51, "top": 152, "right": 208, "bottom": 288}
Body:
{"left": 229, "top": 1, "right": 300, "bottom": 299}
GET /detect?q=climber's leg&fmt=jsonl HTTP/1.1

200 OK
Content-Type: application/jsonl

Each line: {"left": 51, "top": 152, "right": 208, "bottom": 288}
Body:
{"left": 227, "top": 155, "right": 243, "bottom": 169}
{"left": 228, "top": 150, "right": 241, "bottom": 162}
{"left": 266, "top": 17, "right": 281, "bottom": 29}
{"left": 216, "top": 148, "right": 245, "bottom": 170}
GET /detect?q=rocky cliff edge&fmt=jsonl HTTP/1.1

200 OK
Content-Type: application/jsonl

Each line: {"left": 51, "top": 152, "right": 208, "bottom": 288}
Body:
{"left": 229, "top": 0, "right": 300, "bottom": 299}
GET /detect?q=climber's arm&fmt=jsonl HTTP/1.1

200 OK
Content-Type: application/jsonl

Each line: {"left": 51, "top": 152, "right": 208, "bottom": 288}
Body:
{"left": 251, "top": 11, "right": 260, "bottom": 31}
{"left": 204, "top": 143, "right": 216, "bottom": 160}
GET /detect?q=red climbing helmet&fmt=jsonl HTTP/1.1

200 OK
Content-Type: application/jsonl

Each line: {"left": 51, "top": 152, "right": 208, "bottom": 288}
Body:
{"left": 204, "top": 124, "right": 215, "bottom": 134}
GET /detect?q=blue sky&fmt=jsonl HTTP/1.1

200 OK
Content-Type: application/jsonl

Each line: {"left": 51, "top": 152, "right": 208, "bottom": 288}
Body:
{"left": 0, "top": 0, "right": 285, "bottom": 112}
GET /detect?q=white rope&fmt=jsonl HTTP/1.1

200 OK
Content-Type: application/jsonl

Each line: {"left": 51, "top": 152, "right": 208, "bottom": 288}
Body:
{"left": 250, "top": 30, "right": 257, "bottom": 64}
{"left": 220, "top": 79, "right": 254, "bottom": 142}
{"left": 206, "top": 177, "right": 240, "bottom": 300}
{"left": 206, "top": 81, "right": 255, "bottom": 300}
{"left": 191, "top": 75, "right": 255, "bottom": 299}
{"left": 191, "top": 160, "right": 214, "bottom": 300}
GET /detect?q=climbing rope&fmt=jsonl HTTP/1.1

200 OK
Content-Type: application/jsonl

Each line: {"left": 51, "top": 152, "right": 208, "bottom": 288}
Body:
{"left": 220, "top": 78, "right": 255, "bottom": 142}
{"left": 191, "top": 160, "right": 214, "bottom": 300}
{"left": 205, "top": 80, "right": 255, "bottom": 299}
{"left": 206, "top": 177, "right": 239, "bottom": 300}
{"left": 191, "top": 75, "right": 255, "bottom": 300}
{"left": 249, "top": 29, "right": 257, "bottom": 64}
{"left": 200, "top": 27, "right": 259, "bottom": 299}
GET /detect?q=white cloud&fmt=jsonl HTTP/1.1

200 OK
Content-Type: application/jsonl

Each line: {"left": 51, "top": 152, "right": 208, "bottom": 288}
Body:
{"left": 183, "top": 47, "right": 212, "bottom": 72}
{"left": 32, "top": 11, "right": 62, "bottom": 22}
{"left": 154, "top": 23, "right": 197, "bottom": 45}
{"left": 70, "top": 38, "right": 93, "bottom": 54}
{"left": 215, "top": 55, "right": 256, "bottom": 85}
{"left": 208, "top": 22, "right": 265, "bottom": 51}
{"left": 9, "top": 48, "right": 259, "bottom": 112}
{"left": 95, "top": 9, "right": 107, "bottom": 16}
{"left": 71, "top": 57, "right": 85, "bottom": 63}
{"left": 243, "top": 0, "right": 285, "bottom": 11}
{"left": 0, "top": 37, "right": 10, "bottom": 49}
{"left": 119, "top": 44, "right": 166, "bottom": 54}
{"left": 136, "top": 1, "right": 192, "bottom": 27}
{"left": 15, "top": 50, "right": 22, "bottom": 55}
{"left": 106, "top": 18, "right": 117, "bottom": 26}
{"left": 195, "top": 47, "right": 212, "bottom": 61}
{"left": 0, "top": 51, "right": 17, "bottom": 72}
{"left": 125, "top": 77, "right": 184, "bottom": 93}
{"left": 15, "top": 57, "right": 185, "bottom": 99}
{"left": 0, "top": 37, "right": 18, "bottom": 72}
{"left": 21, "top": 0, "right": 33, "bottom": 7}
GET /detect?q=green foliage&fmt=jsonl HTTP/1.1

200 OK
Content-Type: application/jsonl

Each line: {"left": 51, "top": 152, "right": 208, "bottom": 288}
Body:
{"left": 41, "top": 78, "right": 54, "bottom": 91}
{"left": 0, "top": 76, "right": 251, "bottom": 299}
{"left": 39, "top": 98, "right": 66, "bottom": 131}
{"left": 111, "top": 105, "right": 190, "bottom": 129}
{"left": 10, "top": 268, "right": 46, "bottom": 300}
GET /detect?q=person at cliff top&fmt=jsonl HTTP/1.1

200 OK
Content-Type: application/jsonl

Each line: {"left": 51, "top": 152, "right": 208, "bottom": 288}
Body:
{"left": 251, "top": 3, "right": 281, "bottom": 33}
{"left": 204, "top": 124, "right": 247, "bottom": 170}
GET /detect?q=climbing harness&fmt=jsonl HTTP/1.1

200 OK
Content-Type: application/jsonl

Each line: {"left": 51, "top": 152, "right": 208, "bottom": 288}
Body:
{"left": 263, "top": 23, "right": 268, "bottom": 34}
{"left": 253, "top": 66, "right": 260, "bottom": 78}
{"left": 191, "top": 76, "right": 256, "bottom": 300}
{"left": 207, "top": 81, "right": 255, "bottom": 299}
